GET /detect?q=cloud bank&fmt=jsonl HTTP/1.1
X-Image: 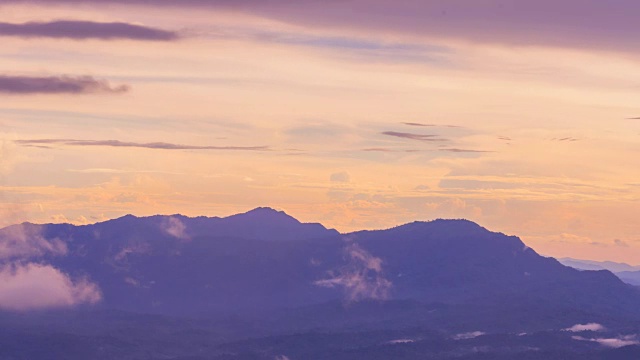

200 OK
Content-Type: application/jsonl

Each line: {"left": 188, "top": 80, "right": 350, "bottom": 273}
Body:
{"left": 0, "top": 75, "right": 129, "bottom": 94}
{"left": 5, "top": 0, "right": 639, "bottom": 53}
{"left": 0, "top": 20, "right": 178, "bottom": 40}
{"left": 0, "top": 263, "right": 101, "bottom": 311}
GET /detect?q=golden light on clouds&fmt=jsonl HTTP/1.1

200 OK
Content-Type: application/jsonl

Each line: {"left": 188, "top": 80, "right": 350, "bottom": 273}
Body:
{"left": 1, "top": 1, "right": 640, "bottom": 263}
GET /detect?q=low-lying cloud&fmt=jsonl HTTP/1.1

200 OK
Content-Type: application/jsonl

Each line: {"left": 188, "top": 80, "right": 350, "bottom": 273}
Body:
{"left": 0, "top": 20, "right": 178, "bottom": 41}
{"left": 572, "top": 334, "right": 640, "bottom": 348}
{"left": 16, "top": 139, "right": 270, "bottom": 151}
{"left": 564, "top": 323, "right": 605, "bottom": 332}
{"left": 0, "top": 224, "right": 67, "bottom": 260}
{"left": 314, "top": 243, "right": 392, "bottom": 302}
{"left": 0, "top": 263, "right": 101, "bottom": 311}
{"left": 453, "top": 331, "right": 485, "bottom": 340}
{"left": 161, "top": 217, "right": 189, "bottom": 241}
{"left": 0, "top": 75, "right": 129, "bottom": 94}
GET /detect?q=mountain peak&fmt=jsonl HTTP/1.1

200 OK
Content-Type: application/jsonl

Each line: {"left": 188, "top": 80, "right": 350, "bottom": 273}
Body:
{"left": 227, "top": 207, "right": 300, "bottom": 224}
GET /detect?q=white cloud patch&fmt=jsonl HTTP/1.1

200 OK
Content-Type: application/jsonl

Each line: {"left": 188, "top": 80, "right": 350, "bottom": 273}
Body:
{"left": 454, "top": 331, "right": 486, "bottom": 340}
{"left": 564, "top": 323, "right": 605, "bottom": 332}
{"left": 161, "top": 216, "right": 189, "bottom": 240}
{"left": 387, "top": 339, "right": 415, "bottom": 344}
{"left": 0, "top": 224, "right": 67, "bottom": 260}
{"left": 314, "top": 243, "right": 392, "bottom": 302}
{"left": 572, "top": 335, "right": 639, "bottom": 348}
{"left": 0, "top": 263, "right": 101, "bottom": 311}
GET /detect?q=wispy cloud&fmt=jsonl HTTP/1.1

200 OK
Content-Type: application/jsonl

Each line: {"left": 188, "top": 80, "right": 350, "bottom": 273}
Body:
{"left": 362, "top": 148, "right": 420, "bottom": 153}
{"left": 314, "top": 242, "right": 392, "bottom": 302}
{"left": 0, "top": 75, "right": 129, "bottom": 94}
{"left": 402, "top": 122, "right": 461, "bottom": 128}
{"left": 16, "top": 139, "right": 270, "bottom": 151}
{"left": 330, "top": 171, "right": 351, "bottom": 183}
{"left": 453, "top": 331, "right": 485, "bottom": 340}
{"left": 381, "top": 131, "right": 446, "bottom": 142}
{"left": 0, "top": 224, "right": 67, "bottom": 260}
{"left": 0, "top": 20, "right": 178, "bottom": 41}
{"left": 439, "top": 148, "right": 493, "bottom": 153}
{"left": 161, "top": 217, "right": 189, "bottom": 241}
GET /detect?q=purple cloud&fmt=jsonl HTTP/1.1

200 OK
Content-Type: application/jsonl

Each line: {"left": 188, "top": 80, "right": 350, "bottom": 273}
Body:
{"left": 0, "top": 20, "right": 178, "bottom": 41}
{"left": 381, "top": 131, "right": 446, "bottom": 142}
{"left": 16, "top": 138, "right": 270, "bottom": 151}
{"left": 4, "top": 0, "right": 640, "bottom": 52}
{"left": 0, "top": 75, "right": 129, "bottom": 94}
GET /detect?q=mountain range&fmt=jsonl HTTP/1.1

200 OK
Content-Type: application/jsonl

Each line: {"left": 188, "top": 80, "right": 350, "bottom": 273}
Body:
{"left": 1, "top": 207, "right": 639, "bottom": 359}
{"left": 560, "top": 258, "right": 640, "bottom": 286}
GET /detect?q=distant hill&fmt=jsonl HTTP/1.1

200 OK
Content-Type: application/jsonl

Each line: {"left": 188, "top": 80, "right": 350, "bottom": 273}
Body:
{"left": 559, "top": 258, "right": 640, "bottom": 273}
{"left": 559, "top": 258, "right": 640, "bottom": 286}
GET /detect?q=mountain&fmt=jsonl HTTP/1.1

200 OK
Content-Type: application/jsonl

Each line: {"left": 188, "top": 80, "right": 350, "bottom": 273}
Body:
{"left": 2, "top": 209, "right": 640, "bottom": 359}
{"left": 559, "top": 258, "right": 640, "bottom": 273}
{"left": 614, "top": 271, "right": 640, "bottom": 286}
{"left": 559, "top": 258, "right": 640, "bottom": 286}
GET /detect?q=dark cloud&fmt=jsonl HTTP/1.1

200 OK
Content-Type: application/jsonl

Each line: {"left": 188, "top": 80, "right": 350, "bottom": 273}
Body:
{"left": 439, "top": 148, "right": 493, "bottom": 153}
{"left": 627, "top": 117, "right": 640, "bottom": 120}
{"left": 552, "top": 137, "right": 580, "bottom": 142}
{"left": 0, "top": 20, "right": 178, "bottom": 41}
{"left": 498, "top": 136, "right": 512, "bottom": 141}
{"left": 4, "top": 0, "right": 639, "bottom": 53}
{"left": 15, "top": 139, "right": 270, "bottom": 151}
{"left": 381, "top": 131, "right": 446, "bottom": 142}
{"left": 0, "top": 75, "right": 129, "bottom": 94}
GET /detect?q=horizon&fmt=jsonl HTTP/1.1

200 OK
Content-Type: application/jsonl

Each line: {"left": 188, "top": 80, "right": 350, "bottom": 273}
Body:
{"left": 2, "top": 1, "right": 639, "bottom": 264}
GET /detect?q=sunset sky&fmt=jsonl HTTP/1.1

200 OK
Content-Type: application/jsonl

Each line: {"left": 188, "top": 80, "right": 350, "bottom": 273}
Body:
{"left": 1, "top": 0, "right": 639, "bottom": 263}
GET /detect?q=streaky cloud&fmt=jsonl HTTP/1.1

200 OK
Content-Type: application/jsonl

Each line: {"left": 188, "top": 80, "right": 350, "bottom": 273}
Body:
{"left": 0, "top": 20, "right": 179, "bottom": 41}
{"left": 381, "top": 131, "right": 447, "bottom": 142}
{"left": 0, "top": 75, "right": 129, "bottom": 94}
{"left": 362, "top": 147, "right": 420, "bottom": 153}
{"left": 4, "top": 0, "right": 636, "bottom": 53}
{"left": 402, "top": 122, "right": 461, "bottom": 128}
{"left": 15, "top": 138, "right": 270, "bottom": 151}
{"left": 439, "top": 148, "right": 493, "bottom": 153}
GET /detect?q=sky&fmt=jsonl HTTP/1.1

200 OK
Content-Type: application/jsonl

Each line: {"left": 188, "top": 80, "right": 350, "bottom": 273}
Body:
{"left": 0, "top": 0, "right": 639, "bottom": 263}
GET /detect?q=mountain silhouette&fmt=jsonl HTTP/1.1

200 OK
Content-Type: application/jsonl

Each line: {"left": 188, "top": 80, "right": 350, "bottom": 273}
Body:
{"left": 1, "top": 208, "right": 639, "bottom": 331}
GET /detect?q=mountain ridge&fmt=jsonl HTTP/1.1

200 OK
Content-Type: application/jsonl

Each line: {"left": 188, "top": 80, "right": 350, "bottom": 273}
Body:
{"left": 1, "top": 208, "right": 638, "bottom": 329}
